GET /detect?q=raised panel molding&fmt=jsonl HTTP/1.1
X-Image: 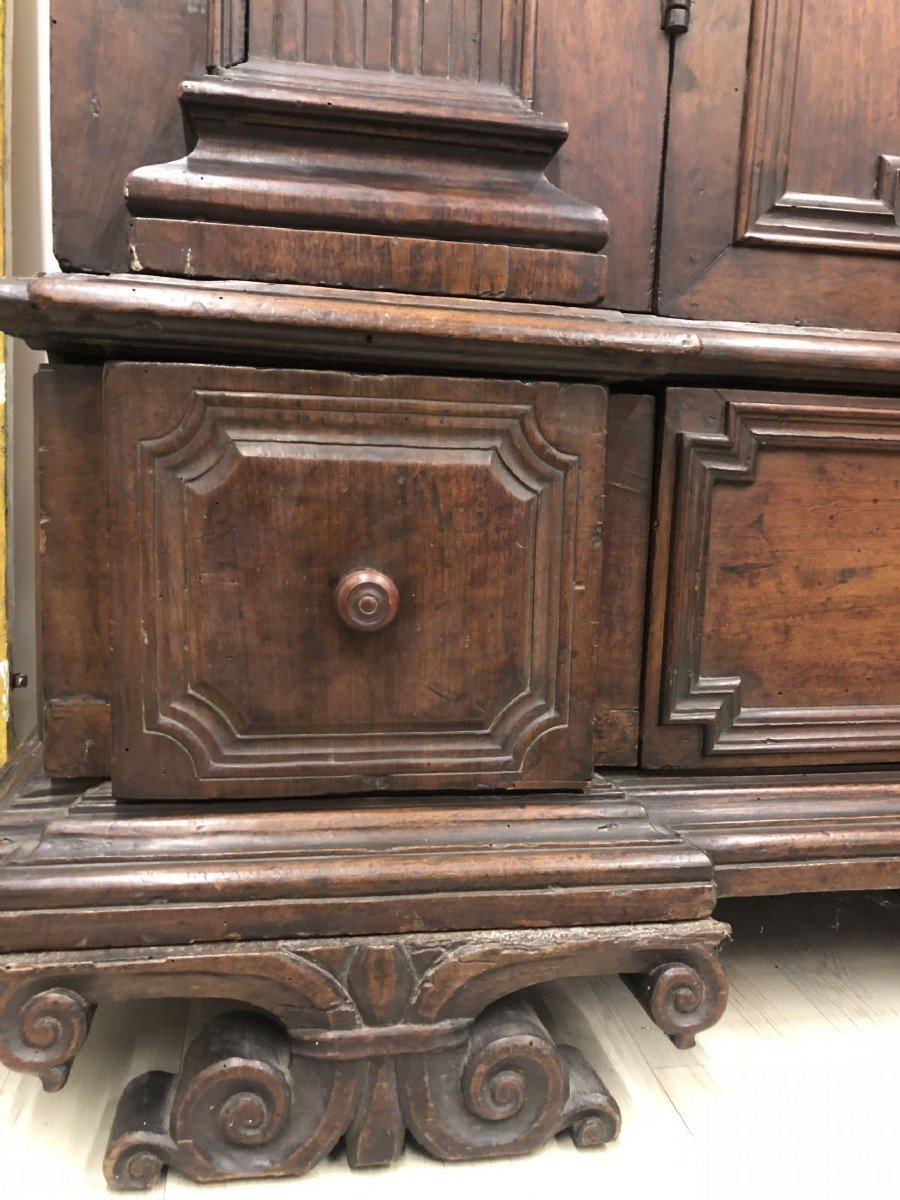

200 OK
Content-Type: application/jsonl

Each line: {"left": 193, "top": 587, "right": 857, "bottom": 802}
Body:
{"left": 658, "top": 396, "right": 900, "bottom": 758}
{"left": 736, "top": 0, "right": 900, "bottom": 255}
{"left": 143, "top": 392, "right": 567, "bottom": 773}
{"left": 107, "top": 366, "right": 605, "bottom": 799}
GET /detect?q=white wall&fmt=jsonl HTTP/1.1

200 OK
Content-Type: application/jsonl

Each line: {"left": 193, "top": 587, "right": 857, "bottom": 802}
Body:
{"left": 6, "top": 0, "right": 53, "bottom": 742}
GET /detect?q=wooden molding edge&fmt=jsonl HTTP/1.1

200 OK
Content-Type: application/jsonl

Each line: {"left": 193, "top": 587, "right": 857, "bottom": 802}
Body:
{"left": 2, "top": 274, "right": 900, "bottom": 386}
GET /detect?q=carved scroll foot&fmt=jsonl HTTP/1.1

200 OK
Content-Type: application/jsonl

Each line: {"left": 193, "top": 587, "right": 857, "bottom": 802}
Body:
{"left": 623, "top": 945, "right": 729, "bottom": 1049}
{"left": 400, "top": 996, "right": 620, "bottom": 1163}
{"left": 104, "top": 999, "right": 620, "bottom": 1190}
{"left": 0, "top": 920, "right": 728, "bottom": 1188}
{"left": 105, "top": 1013, "right": 311, "bottom": 1190}
{"left": 0, "top": 985, "right": 95, "bottom": 1092}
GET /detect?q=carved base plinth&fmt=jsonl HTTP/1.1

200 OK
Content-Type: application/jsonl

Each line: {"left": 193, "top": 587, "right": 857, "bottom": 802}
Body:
{"left": 105, "top": 999, "right": 620, "bottom": 1190}
{"left": 0, "top": 921, "right": 729, "bottom": 1190}
{"left": 125, "top": 67, "right": 610, "bottom": 306}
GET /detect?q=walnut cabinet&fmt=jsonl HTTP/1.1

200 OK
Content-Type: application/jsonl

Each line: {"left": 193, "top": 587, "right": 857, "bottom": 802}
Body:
{"left": 1, "top": 2, "right": 899, "bottom": 1189}
{"left": 31, "top": 0, "right": 900, "bottom": 797}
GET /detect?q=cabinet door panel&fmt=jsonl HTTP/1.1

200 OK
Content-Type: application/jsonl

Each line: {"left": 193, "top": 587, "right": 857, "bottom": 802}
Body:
{"left": 533, "top": 0, "right": 669, "bottom": 312}
{"left": 51, "top": 0, "right": 209, "bottom": 274}
{"left": 643, "top": 388, "right": 900, "bottom": 769}
{"left": 660, "top": 0, "right": 900, "bottom": 330}
{"left": 107, "top": 364, "right": 605, "bottom": 799}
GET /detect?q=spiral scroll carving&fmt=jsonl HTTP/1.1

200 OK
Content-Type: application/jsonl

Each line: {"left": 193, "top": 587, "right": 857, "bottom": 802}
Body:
{"left": 400, "top": 998, "right": 619, "bottom": 1161}
{"left": 104, "top": 998, "right": 621, "bottom": 1189}
{"left": 463, "top": 1032, "right": 566, "bottom": 1126}
{"left": 0, "top": 986, "right": 94, "bottom": 1091}
{"left": 176, "top": 1056, "right": 292, "bottom": 1165}
{"left": 3, "top": 922, "right": 727, "bottom": 1189}
{"left": 626, "top": 949, "right": 729, "bottom": 1049}
{"left": 113, "top": 1148, "right": 166, "bottom": 1192}
{"left": 105, "top": 1011, "right": 364, "bottom": 1189}
{"left": 219, "top": 1087, "right": 287, "bottom": 1146}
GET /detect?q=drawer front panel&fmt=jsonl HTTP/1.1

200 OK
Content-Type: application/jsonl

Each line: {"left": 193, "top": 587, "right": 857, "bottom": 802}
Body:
{"left": 107, "top": 365, "right": 605, "bottom": 798}
{"left": 643, "top": 388, "right": 900, "bottom": 769}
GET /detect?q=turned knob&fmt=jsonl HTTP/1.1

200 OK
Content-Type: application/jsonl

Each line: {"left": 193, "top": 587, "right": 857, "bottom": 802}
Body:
{"left": 336, "top": 569, "right": 400, "bottom": 632}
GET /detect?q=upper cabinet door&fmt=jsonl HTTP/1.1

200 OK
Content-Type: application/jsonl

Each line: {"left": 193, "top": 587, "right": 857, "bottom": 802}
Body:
{"left": 659, "top": 0, "right": 900, "bottom": 331}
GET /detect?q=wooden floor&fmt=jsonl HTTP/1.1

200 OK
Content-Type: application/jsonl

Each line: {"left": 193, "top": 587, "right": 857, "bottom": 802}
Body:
{"left": 2, "top": 892, "right": 898, "bottom": 1198}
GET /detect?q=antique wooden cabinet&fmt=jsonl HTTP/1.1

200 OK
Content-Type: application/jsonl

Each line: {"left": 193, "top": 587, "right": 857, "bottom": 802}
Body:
{"left": 0, "top": 0, "right": 897, "bottom": 1190}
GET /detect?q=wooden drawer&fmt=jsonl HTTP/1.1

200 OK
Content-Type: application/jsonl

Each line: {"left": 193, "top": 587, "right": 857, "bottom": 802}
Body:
{"left": 106, "top": 364, "right": 606, "bottom": 799}
{"left": 642, "top": 388, "right": 900, "bottom": 769}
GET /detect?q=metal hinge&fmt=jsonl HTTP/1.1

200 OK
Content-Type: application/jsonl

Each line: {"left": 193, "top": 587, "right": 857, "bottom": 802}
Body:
{"left": 662, "top": 0, "right": 692, "bottom": 34}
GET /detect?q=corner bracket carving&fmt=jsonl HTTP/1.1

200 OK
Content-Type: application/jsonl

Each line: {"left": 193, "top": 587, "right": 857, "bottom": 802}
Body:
{"left": 0, "top": 921, "right": 729, "bottom": 1188}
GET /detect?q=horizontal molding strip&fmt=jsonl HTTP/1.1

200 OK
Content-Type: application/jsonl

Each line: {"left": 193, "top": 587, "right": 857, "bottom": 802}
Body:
{"left": 1, "top": 274, "right": 900, "bottom": 387}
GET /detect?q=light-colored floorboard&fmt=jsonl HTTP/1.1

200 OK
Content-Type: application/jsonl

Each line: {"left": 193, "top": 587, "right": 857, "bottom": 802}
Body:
{"left": 1, "top": 893, "right": 897, "bottom": 1200}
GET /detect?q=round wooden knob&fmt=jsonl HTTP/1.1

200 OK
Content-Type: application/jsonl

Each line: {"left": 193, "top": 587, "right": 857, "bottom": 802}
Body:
{"left": 336, "top": 569, "right": 399, "bottom": 632}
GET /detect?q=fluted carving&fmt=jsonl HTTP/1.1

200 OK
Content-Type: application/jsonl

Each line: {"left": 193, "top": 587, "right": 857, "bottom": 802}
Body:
{"left": 0, "top": 986, "right": 94, "bottom": 1091}
{"left": 239, "top": 0, "right": 537, "bottom": 95}
{"left": 133, "top": 0, "right": 608, "bottom": 302}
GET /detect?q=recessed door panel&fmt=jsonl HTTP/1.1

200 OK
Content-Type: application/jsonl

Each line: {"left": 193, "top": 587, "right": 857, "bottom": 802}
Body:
{"left": 660, "top": 0, "right": 900, "bottom": 329}
{"left": 643, "top": 388, "right": 900, "bottom": 768}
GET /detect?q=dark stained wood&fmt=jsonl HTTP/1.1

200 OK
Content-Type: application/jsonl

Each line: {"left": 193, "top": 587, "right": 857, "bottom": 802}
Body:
{"left": 12, "top": 0, "right": 900, "bottom": 1186}
{"left": 243, "top": 0, "right": 535, "bottom": 91}
{"left": 123, "top": 1, "right": 608, "bottom": 304}
{"left": 659, "top": 0, "right": 900, "bottom": 330}
{"left": 106, "top": 365, "right": 605, "bottom": 800}
{"left": 123, "top": 82, "right": 597, "bottom": 249}
{"left": 103, "top": 997, "right": 620, "bottom": 1187}
{"left": 642, "top": 387, "right": 900, "bottom": 770}
{"left": 0, "top": 744, "right": 716, "bottom": 952}
{"left": 736, "top": 0, "right": 900, "bottom": 256}
{"left": 335, "top": 569, "right": 400, "bottom": 632}
{"left": 50, "top": 0, "right": 207, "bottom": 274}
{"left": 35, "top": 365, "right": 111, "bottom": 777}
{"left": 130, "top": 217, "right": 608, "bottom": 305}
{"left": 41, "top": 700, "right": 109, "bottom": 779}
{"left": 0, "top": 922, "right": 731, "bottom": 1070}
{"left": 615, "top": 768, "right": 900, "bottom": 898}
{"left": 49, "top": 0, "right": 670, "bottom": 310}
{"left": 623, "top": 947, "right": 728, "bottom": 1050}
{"left": 5, "top": 275, "right": 900, "bottom": 388}
{"left": 124, "top": 71, "right": 607, "bottom": 303}
{"left": 9, "top": 740, "right": 900, "bottom": 945}
{"left": 594, "top": 394, "right": 656, "bottom": 765}
{"left": 533, "top": 0, "right": 670, "bottom": 311}
{"left": 209, "top": 0, "right": 249, "bottom": 69}
{"left": 0, "top": 916, "right": 728, "bottom": 1187}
